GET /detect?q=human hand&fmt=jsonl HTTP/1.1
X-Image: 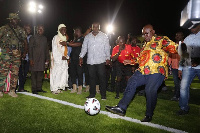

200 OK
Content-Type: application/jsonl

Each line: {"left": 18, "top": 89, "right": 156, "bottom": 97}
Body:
{"left": 123, "top": 60, "right": 131, "bottom": 65}
{"left": 62, "top": 56, "right": 68, "bottom": 60}
{"left": 79, "top": 58, "right": 83, "bottom": 66}
{"left": 106, "top": 60, "right": 111, "bottom": 65}
{"left": 178, "top": 70, "right": 182, "bottom": 79}
{"left": 59, "top": 41, "right": 67, "bottom": 46}
{"left": 30, "top": 60, "right": 34, "bottom": 66}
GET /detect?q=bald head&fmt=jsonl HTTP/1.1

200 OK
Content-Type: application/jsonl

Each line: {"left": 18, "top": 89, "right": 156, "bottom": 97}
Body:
{"left": 142, "top": 24, "right": 155, "bottom": 42}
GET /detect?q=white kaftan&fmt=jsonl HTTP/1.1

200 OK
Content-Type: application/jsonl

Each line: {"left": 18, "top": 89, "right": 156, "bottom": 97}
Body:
{"left": 50, "top": 35, "right": 68, "bottom": 91}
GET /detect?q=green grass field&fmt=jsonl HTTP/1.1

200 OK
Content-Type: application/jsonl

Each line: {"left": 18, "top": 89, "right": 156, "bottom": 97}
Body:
{"left": 0, "top": 76, "right": 199, "bottom": 133}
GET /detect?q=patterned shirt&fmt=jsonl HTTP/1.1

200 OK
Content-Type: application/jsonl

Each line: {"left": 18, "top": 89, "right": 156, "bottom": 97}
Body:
{"left": 79, "top": 31, "right": 110, "bottom": 65}
{"left": 135, "top": 36, "right": 178, "bottom": 77}
{"left": 0, "top": 24, "right": 26, "bottom": 50}
{"left": 111, "top": 44, "right": 135, "bottom": 64}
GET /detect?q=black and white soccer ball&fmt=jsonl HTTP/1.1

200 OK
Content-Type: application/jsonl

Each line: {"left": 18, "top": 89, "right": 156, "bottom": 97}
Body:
{"left": 84, "top": 98, "right": 100, "bottom": 116}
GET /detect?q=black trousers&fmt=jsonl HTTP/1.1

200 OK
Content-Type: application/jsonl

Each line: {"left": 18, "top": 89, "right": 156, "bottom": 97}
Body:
{"left": 31, "top": 71, "right": 44, "bottom": 91}
{"left": 70, "top": 60, "right": 83, "bottom": 86}
{"left": 18, "top": 60, "right": 29, "bottom": 90}
{"left": 87, "top": 63, "right": 106, "bottom": 97}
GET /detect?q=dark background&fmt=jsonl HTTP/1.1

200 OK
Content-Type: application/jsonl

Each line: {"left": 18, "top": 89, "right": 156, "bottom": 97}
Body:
{"left": 0, "top": 0, "right": 190, "bottom": 41}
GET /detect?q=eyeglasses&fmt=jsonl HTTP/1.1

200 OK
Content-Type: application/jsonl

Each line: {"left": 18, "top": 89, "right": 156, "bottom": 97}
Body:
{"left": 142, "top": 30, "right": 153, "bottom": 37}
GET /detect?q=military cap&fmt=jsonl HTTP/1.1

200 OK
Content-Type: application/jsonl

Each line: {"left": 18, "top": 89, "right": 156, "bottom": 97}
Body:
{"left": 7, "top": 13, "right": 20, "bottom": 20}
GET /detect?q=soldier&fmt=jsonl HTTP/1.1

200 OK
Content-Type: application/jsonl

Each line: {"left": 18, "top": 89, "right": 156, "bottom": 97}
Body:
{"left": 0, "top": 13, "right": 28, "bottom": 97}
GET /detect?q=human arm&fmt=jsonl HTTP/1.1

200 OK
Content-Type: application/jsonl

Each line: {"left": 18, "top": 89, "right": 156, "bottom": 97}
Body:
{"left": 161, "top": 36, "right": 178, "bottom": 54}
{"left": 52, "top": 36, "right": 63, "bottom": 62}
{"left": 28, "top": 36, "right": 34, "bottom": 66}
{"left": 22, "top": 39, "right": 28, "bottom": 59}
{"left": 68, "top": 41, "right": 82, "bottom": 47}
{"left": 83, "top": 28, "right": 92, "bottom": 37}
{"left": 104, "top": 35, "right": 111, "bottom": 65}
{"left": 79, "top": 35, "right": 88, "bottom": 59}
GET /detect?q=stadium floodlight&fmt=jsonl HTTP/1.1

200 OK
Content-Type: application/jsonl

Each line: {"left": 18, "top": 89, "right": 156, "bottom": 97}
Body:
{"left": 28, "top": 1, "right": 43, "bottom": 14}
{"left": 38, "top": 4, "right": 44, "bottom": 9}
{"left": 28, "top": 1, "right": 36, "bottom": 13}
{"left": 38, "top": 10, "right": 42, "bottom": 13}
{"left": 106, "top": 24, "right": 114, "bottom": 34}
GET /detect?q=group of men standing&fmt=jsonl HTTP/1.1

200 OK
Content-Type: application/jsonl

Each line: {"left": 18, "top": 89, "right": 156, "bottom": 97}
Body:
{"left": 0, "top": 12, "right": 200, "bottom": 123}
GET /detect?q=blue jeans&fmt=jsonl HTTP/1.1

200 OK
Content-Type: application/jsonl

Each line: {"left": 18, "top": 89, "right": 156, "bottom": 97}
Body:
{"left": 171, "top": 68, "right": 181, "bottom": 98}
{"left": 118, "top": 71, "right": 165, "bottom": 117}
{"left": 179, "top": 67, "right": 200, "bottom": 111}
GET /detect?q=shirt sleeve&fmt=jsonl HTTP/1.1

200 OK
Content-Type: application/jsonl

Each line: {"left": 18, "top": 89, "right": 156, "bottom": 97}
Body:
{"left": 104, "top": 35, "right": 111, "bottom": 60}
{"left": 28, "top": 36, "right": 34, "bottom": 60}
{"left": 162, "top": 36, "right": 178, "bottom": 54}
{"left": 52, "top": 36, "right": 62, "bottom": 62}
{"left": 111, "top": 46, "right": 118, "bottom": 58}
{"left": 45, "top": 40, "right": 50, "bottom": 61}
{"left": 79, "top": 35, "right": 88, "bottom": 58}
{"left": 0, "top": 26, "right": 5, "bottom": 38}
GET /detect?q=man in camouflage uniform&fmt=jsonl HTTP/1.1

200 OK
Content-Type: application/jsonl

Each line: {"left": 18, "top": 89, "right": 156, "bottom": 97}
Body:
{"left": 0, "top": 13, "right": 28, "bottom": 97}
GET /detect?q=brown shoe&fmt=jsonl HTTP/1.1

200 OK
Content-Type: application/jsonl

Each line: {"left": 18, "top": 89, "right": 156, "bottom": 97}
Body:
{"left": 8, "top": 90, "right": 18, "bottom": 97}
{"left": 84, "top": 85, "right": 90, "bottom": 92}
{"left": 70, "top": 84, "right": 77, "bottom": 93}
{"left": 77, "top": 85, "right": 82, "bottom": 94}
{"left": 96, "top": 85, "right": 100, "bottom": 94}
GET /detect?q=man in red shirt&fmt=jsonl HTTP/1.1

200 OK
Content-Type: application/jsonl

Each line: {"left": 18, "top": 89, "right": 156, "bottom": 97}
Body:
{"left": 131, "top": 37, "right": 141, "bottom": 72}
{"left": 111, "top": 36, "right": 136, "bottom": 99}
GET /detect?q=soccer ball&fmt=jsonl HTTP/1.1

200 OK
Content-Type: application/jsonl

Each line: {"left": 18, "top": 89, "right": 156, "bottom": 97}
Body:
{"left": 84, "top": 98, "right": 100, "bottom": 116}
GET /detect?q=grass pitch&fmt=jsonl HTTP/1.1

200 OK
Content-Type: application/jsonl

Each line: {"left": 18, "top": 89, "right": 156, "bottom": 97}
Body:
{"left": 0, "top": 76, "right": 199, "bottom": 133}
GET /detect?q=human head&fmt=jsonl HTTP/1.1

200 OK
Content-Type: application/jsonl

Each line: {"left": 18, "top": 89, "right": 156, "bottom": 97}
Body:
{"left": 36, "top": 25, "right": 44, "bottom": 35}
{"left": 92, "top": 22, "right": 100, "bottom": 33}
{"left": 73, "top": 26, "right": 82, "bottom": 38}
{"left": 142, "top": 24, "right": 155, "bottom": 42}
{"left": 175, "top": 32, "right": 184, "bottom": 43}
{"left": 131, "top": 37, "right": 138, "bottom": 46}
{"left": 24, "top": 24, "right": 32, "bottom": 35}
{"left": 58, "top": 24, "right": 67, "bottom": 36}
{"left": 190, "top": 23, "right": 200, "bottom": 34}
{"left": 117, "top": 36, "right": 125, "bottom": 47}
{"left": 7, "top": 13, "right": 20, "bottom": 27}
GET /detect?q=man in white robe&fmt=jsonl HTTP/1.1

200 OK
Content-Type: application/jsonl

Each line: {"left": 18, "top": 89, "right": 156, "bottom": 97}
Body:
{"left": 50, "top": 24, "right": 69, "bottom": 94}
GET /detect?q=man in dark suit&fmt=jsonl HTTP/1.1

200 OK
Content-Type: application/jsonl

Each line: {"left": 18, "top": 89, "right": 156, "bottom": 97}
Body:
{"left": 29, "top": 25, "right": 49, "bottom": 94}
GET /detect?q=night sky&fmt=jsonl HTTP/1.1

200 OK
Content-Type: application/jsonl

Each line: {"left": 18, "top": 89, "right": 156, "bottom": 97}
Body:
{"left": 0, "top": 0, "right": 190, "bottom": 41}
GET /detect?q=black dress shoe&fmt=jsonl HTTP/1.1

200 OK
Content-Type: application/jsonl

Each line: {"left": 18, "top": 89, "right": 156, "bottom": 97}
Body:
{"left": 177, "top": 109, "right": 189, "bottom": 116}
{"left": 18, "top": 89, "right": 29, "bottom": 92}
{"left": 32, "top": 91, "right": 38, "bottom": 94}
{"left": 101, "top": 96, "right": 106, "bottom": 100}
{"left": 37, "top": 90, "right": 47, "bottom": 93}
{"left": 115, "top": 96, "right": 119, "bottom": 99}
{"left": 141, "top": 116, "right": 152, "bottom": 122}
{"left": 105, "top": 105, "right": 126, "bottom": 116}
{"left": 86, "top": 95, "right": 95, "bottom": 99}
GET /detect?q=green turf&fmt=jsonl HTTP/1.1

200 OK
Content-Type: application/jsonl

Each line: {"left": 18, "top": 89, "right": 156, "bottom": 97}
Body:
{"left": 0, "top": 75, "right": 199, "bottom": 133}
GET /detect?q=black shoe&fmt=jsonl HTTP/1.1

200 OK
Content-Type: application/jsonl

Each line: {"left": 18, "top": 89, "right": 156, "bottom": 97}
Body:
{"left": 115, "top": 96, "right": 119, "bottom": 99}
{"left": 105, "top": 105, "right": 126, "bottom": 116}
{"left": 141, "top": 116, "right": 152, "bottom": 122}
{"left": 177, "top": 109, "right": 189, "bottom": 116}
{"left": 32, "top": 91, "right": 38, "bottom": 94}
{"left": 18, "top": 89, "right": 29, "bottom": 92}
{"left": 101, "top": 96, "right": 106, "bottom": 100}
{"left": 171, "top": 96, "right": 179, "bottom": 101}
{"left": 86, "top": 95, "right": 95, "bottom": 99}
{"left": 37, "top": 90, "right": 47, "bottom": 93}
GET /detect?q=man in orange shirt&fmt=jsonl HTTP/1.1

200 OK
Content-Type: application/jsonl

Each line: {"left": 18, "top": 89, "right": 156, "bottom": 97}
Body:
{"left": 111, "top": 36, "right": 138, "bottom": 99}
{"left": 168, "top": 32, "right": 184, "bottom": 101}
{"left": 106, "top": 24, "right": 178, "bottom": 122}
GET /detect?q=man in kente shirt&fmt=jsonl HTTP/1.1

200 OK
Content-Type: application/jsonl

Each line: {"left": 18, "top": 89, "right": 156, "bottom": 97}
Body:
{"left": 106, "top": 24, "right": 178, "bottom": 122}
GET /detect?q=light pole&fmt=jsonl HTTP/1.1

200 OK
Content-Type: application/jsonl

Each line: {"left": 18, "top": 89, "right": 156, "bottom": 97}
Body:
{"left": 28, "top": 1, "right": 44, "bottom": 35}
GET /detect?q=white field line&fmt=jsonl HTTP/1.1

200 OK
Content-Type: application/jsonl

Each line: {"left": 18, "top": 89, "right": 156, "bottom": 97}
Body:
{"left": 18, "top": 92, "right": 187, "bottom": 133}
